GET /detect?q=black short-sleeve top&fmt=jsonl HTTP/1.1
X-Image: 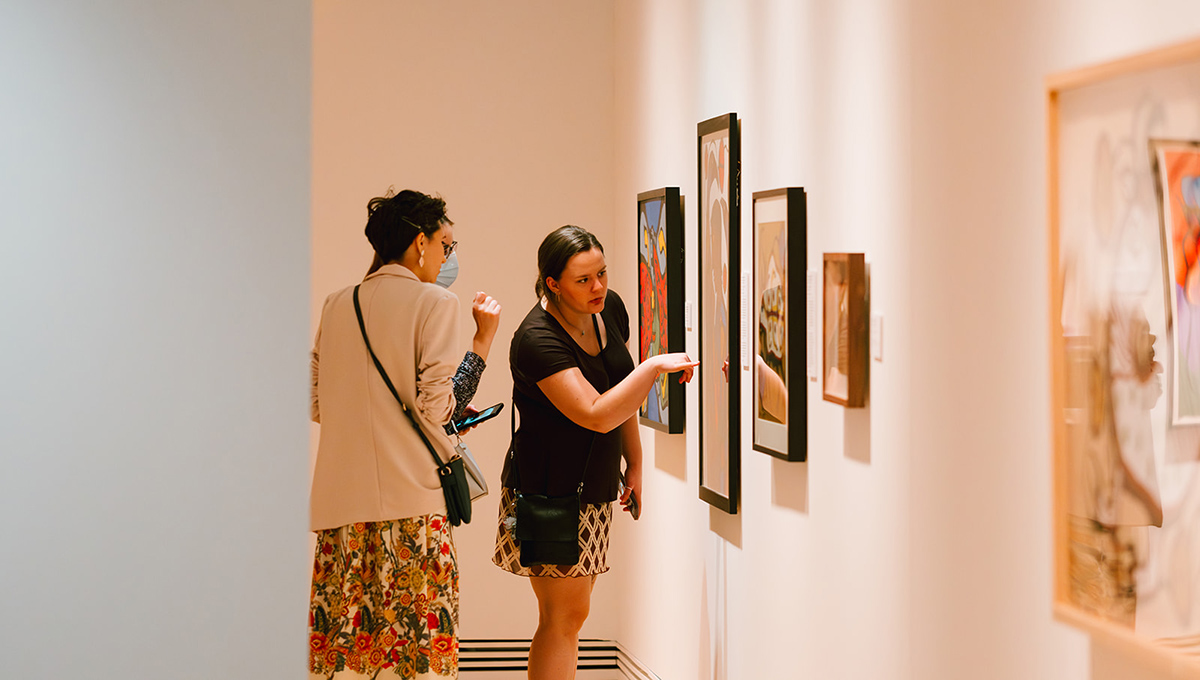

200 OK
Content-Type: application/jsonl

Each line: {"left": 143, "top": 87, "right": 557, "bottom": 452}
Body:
{"left": 501, "top": 289, "right": 636, "bottom": 504}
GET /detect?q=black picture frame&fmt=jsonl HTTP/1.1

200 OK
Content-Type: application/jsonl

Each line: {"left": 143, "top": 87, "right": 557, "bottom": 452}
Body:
{"left": 637, "top": 187, "right": 686, "bottom": 434}
{"left": 751, "top": 188, "right": 807, "bottom": 461}
{"left": 697, "top": 112, "right": 740, "bottom": 514}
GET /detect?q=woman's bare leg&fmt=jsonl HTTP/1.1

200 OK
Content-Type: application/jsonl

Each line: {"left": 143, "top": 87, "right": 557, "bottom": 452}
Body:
{"left": 528, "top": 575, "right": 594, "bottom": 680}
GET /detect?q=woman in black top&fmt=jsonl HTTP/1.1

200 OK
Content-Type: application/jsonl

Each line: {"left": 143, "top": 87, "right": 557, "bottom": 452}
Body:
{"left": 493, "top": 225, "right": 696, "bottom": 680}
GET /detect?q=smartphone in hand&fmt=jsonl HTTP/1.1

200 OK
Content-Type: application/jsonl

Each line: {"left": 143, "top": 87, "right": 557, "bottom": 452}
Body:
{"left": 618, "top": 471, "right": 641, "bottom": 520}
{"left": 451, "top": 403, "right": 504, "bottom": 432}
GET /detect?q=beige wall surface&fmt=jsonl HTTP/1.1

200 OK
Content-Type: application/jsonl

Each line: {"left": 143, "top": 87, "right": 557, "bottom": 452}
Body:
{"left": 313, "top": 1, "right": 1200, "bottom": 679}
{"left": 611, "top": 1, "right": 913, "bottom": 679}
{"left": 312, "top": 0, "right": 617, "bottom": 639}
{"left": 614, "top": 1, "right": 1200, "bottom": 680}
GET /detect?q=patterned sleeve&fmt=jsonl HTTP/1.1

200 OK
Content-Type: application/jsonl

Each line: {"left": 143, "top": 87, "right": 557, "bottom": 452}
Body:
{"left": 447, "top": 351, "right": 487, "bottom": 430}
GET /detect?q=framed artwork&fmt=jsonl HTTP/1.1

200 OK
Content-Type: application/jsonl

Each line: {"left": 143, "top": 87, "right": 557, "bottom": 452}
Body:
{"left": 637, "top": 187, "right": 685, "bottom": 434}
{"left": 821, "top": 253, "right": 866, "bottom": 407}
{"left": 1151, "top": 139, "right": 1200, "bottom": 426}
{"left": 1049, "top": 38, "right": 1200, "bottom": 669}
{"left": 751, "top": 188, "right": 807, "bottom": 461}
{"left": 697, "top": 112, "right": 740, "bottom": 513}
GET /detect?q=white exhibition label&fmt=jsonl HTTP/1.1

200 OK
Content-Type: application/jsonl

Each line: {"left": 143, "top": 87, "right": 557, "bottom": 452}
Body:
{"left": 806, "top": 269, "right": 818, "bottom": 381}
{"left": 871, "top": 312, "right": 883, "bottom": 362}
{"left": 741, "top": 272, "right": 750, "bottom": 370}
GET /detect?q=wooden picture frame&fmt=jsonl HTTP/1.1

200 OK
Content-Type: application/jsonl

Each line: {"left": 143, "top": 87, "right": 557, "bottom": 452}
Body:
{"left": 698, "top": 112, "right": 740, "bottom": 513}
{"left": 637, "top": 187, "right": 685, "bottom": 434}
{"left": 821, "top": 253, "right": 866, "bottom": 407}
{"left": 751, "top": 188, "right": 807, "bottom": 461}
{"left": 1048, "top": 37, "right": 1200, "bottom": 670}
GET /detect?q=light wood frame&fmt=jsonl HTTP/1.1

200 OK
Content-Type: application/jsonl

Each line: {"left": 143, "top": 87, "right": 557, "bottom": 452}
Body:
{"left": 1048, "top": 37, "right": 1200, "bottom": 673}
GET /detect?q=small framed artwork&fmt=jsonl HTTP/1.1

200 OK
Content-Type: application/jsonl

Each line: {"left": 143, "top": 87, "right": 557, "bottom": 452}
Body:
{"left": 751, "top": 188, "right": 807, "bottom": 461}
{"left": 1151, "top": 138, "right": 1200, "bottom": 426}
{"left": 637, "top": 187, "right": 685, "bottom": 434}
{"left": 821, "top": 253, "right": 866, "bottom": 407}
{"left": 697, "top": 112, "right": 740, "bottom": 514}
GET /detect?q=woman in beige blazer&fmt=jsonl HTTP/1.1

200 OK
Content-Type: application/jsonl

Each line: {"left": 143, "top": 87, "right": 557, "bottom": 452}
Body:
{"left": 308, "top": 189, "right": 501, "bottom": 680}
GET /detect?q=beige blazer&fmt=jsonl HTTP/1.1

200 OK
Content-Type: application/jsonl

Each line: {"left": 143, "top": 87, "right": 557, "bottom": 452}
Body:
{"left": 310, "top": 264, "right": 460, "bottom": 531}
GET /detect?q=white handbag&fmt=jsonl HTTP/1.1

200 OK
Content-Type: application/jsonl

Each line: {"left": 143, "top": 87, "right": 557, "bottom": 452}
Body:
{"left": 453, "top": 435, "right": 488, "bottom": 501}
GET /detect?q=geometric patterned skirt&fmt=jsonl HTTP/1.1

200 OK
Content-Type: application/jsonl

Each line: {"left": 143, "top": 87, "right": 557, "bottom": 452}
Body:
{"left": 492, "top": 486, "right": 612, "bottom": 578}
{"left": 309, "top": 515, "right": 458, "bottom": 679}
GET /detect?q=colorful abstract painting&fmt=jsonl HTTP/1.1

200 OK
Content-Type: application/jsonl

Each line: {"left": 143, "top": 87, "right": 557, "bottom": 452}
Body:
{"left": 638, "top": 188, "right": 683, "bottom": 434}
{"left": 1153, "top": 140, "right": 1200, "bottom": 425}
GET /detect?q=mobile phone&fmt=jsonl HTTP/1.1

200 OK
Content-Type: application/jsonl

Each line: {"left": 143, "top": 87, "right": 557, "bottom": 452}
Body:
{"left": 451, "top": 402, "right": 504, "bottom": 431}
{"left": 618, "top": 471, "right": 641, "bottom": 520}
{"left": 625, "top": 488, "right": 640, "bottom": 520}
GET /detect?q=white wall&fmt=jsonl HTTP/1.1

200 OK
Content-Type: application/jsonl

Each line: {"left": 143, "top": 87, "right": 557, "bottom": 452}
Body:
{"left": 0, "top": 2, "right": 311, "bottom": 679}
{"left": 611, "top": 1, "right": 913, "bottom": 679}
{"left": 312, "top": 0, "right": 618, "bottom": 640}
{"left": 615, "top": 2, "right": 1200, "bottom": 680}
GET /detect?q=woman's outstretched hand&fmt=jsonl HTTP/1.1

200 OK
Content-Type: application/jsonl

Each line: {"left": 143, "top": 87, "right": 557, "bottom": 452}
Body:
{"left": 471, "top": 292, "right": 502, "bottom": 361}
{"left": 654, "top": 352, "right": 699, "bottom": 383}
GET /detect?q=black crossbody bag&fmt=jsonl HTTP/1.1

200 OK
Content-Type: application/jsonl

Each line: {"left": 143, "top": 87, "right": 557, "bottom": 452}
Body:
{"left": 514, "top": 434, "right": 596, "bottom": 567}
{"left": 353, "top": 285, "right": 472, "bottom": 526}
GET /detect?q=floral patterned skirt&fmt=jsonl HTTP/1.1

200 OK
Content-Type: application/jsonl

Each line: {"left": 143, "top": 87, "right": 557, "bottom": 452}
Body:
{"left": 309, "top": 515, "right": 458, "bottom": 679}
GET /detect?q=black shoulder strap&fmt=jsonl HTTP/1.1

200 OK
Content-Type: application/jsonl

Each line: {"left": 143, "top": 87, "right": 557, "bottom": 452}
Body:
{"left": 353, "top": 285, "right": 448, "bottom": 470}
{"left": 592, "top": 312, "right": 606, "bottom": 351}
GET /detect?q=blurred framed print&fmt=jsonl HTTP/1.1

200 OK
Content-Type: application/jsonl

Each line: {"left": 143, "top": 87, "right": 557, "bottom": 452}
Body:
{"left": 1049, "top": 37, "right": 1200, "bottom": 669}
{"left": 751, "top": 188, "right": 807, "bottom": 461}
{"left": 821, "top": 253, "right": 866, "bottom": 407}
{"left": 637, "top": 187, "right": 685, "bottom": 434}
{"left": 697, "top": 112, "right": 740, "bottom": 513}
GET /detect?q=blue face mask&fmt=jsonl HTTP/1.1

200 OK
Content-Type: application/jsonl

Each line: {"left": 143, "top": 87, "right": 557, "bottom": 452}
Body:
{"left": 435, "top": 251, "right": 459, "bottom": 288}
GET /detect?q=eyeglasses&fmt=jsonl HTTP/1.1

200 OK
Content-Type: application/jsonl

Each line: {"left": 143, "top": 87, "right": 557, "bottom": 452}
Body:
{"left": 400, "top": 216, "right": 457, "bottom": 258}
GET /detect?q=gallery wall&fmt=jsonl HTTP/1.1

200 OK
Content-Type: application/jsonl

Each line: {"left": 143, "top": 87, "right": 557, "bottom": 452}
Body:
{"left": 8, "top": 1, "right": 1197, "bottom": 678}
{"left": 0, "top": 1, "right": 311, "bottom": 678}
{"left": 310, "top": 1, "right": 1200, "bottom": 679}
{"left": 311, "top": 0, "right": 619, "bottom": 639}
{"left": 610, "top": 1, "right": 914, "bottom": 678}
{"left": 613, "top": 1, "right": 1200, "bottom": 680}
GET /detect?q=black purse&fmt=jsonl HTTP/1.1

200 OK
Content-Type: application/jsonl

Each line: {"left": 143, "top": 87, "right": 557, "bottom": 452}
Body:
{"left": 512, "top": 414, "right": 597, "bottom": 567}
{"left": 516, "top": 492, "right": 582, "bottom": 566}
{"left": 353, "top": 285, "right": 472, "bottom": 526}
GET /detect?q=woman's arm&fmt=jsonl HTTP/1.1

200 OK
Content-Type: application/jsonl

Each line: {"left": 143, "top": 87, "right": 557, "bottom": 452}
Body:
{"left": 449, "top": 351, "right": 486, "bottom": 423}
{"left": 536, "top": 353, "right": 696, "bottom": 433}
{"left": 414, "top": 294, "right": 461, "bottom": 426}
{"left": 469, "top": 291, "right": 502, "bottom": 362}
{"left": 445, "top": 292, "right": 501, "bottom": 429}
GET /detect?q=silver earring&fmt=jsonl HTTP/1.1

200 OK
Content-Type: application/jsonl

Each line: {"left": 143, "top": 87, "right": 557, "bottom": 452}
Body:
{"left": 419, "top": 250, "right": 425, "bottom": 268}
